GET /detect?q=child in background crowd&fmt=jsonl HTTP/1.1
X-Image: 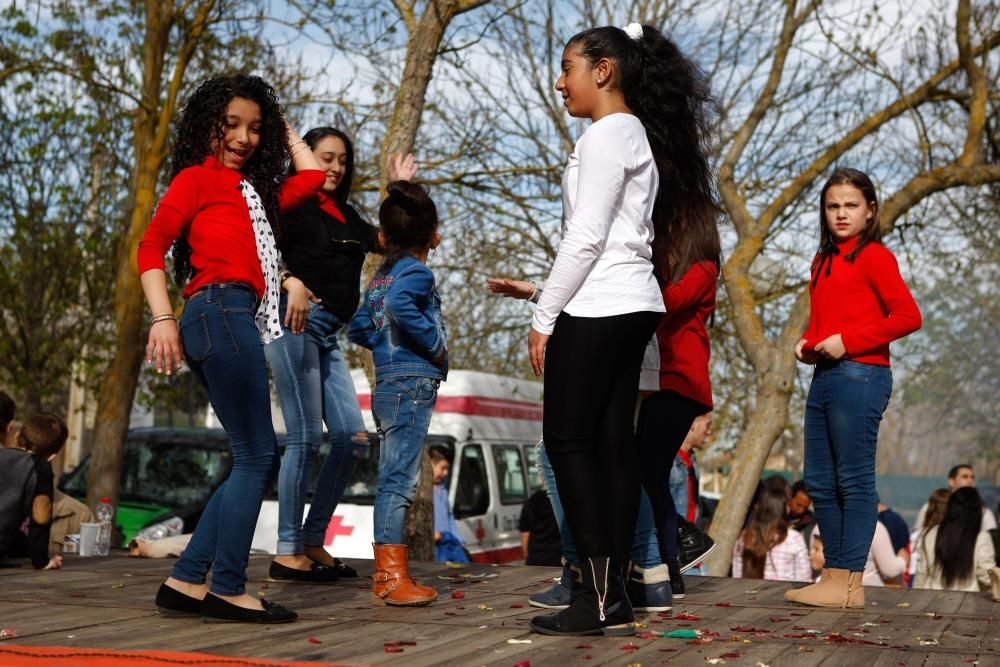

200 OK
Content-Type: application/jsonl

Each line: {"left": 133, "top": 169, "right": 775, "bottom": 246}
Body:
{"left": 733, "top": 486, "right": 811, "bottom": 583}
{"left": 0, "top": 413, "right": 68, "bottom": 570}
{"left": 429, "top": 445, "right": 468, "bottom": 563}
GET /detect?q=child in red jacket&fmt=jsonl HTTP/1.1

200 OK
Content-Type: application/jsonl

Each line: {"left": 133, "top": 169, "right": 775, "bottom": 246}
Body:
{"left": 785, "top": 168, "right": 921, "bottom": 609}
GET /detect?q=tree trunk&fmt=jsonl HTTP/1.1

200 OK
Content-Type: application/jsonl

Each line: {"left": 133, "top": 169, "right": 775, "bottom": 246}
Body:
{"left": 85, "top": 0, "right": 215, "bottom": 509}
{"left": 704, "top": 367, "right": 794, "bottom": 575}
{"left": 86, "top": 158, "right": 164, "bottom": 508}
{"left": 403, "top": 450, "right": 436, "bottom": 561}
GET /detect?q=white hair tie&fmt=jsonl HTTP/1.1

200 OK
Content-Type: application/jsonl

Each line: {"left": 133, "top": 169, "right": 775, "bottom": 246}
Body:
{"left": 622, "top": 23, "right": 643, "bottom": 41}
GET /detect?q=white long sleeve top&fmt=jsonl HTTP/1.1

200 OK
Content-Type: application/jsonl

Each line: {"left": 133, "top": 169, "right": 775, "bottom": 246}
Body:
{"left": 532, "top": 113, "right": 665, "bottom": 335}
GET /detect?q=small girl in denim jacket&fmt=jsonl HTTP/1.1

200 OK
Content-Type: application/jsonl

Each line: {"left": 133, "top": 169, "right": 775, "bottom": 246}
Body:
{"left": 348, "top": 180, "right": 446, "bottom": 607}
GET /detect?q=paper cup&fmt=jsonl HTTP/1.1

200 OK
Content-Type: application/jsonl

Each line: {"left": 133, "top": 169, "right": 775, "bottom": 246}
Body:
{"left": 63, "top": 534, "right": 80, "bottom": 554}
{"left": 79, "top": 522, "right": 99, "bottom": 557}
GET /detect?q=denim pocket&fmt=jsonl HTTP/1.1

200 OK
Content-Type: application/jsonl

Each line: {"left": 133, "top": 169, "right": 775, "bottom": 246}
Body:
{"left": 839, "top": 361, "right": 872, "bottom": 383}
{"left": 414, "top": 377, "right": 439, "bottom": 404}
{"left": 180, "top": 313, "right": 212, "bottom": 361}
{"left": 373, "top": 393, "right": 400, "bottom": 430}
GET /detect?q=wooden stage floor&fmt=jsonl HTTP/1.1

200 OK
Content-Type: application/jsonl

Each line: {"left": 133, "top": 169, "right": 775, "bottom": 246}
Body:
{"left": 0, "top": 554, "right": 996, "bottom": 666}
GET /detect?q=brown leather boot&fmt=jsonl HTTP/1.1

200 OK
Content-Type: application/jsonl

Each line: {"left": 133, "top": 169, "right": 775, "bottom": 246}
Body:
{"left": 845, "top": 571, "right": 865, "bottom": 609}
{"left": 785, "top": 567, "right": 855, "bottom": 608}
{"left": 371, "top": 543, "right": 438, "bottom": 607}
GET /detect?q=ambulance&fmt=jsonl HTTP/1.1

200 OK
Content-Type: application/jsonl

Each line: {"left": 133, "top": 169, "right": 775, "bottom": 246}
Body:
{"left": 250, "top": 369, "right": 545, "bottom": 563}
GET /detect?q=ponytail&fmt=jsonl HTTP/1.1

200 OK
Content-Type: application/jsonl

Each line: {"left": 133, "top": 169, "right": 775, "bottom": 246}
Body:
{"left": 378, "top": 180, "right": 439, "bottom": 270}
{"left": 567, "top": 26, "right": 721, "bottom": 283}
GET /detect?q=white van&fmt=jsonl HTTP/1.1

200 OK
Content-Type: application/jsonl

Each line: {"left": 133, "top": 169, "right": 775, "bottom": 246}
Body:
{"left": 250, "top": 369, "right": 544, "bottom": 563}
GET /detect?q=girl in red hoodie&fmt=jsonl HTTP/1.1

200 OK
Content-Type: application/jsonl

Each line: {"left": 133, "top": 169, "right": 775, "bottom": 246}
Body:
{"left": 785, "top": 168, "right": 921, "bottom": 609}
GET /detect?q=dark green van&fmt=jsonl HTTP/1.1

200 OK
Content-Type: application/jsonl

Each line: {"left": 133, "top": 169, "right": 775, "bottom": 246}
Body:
{"left": 59, "top": 428, "right": 232, "bottom": 545}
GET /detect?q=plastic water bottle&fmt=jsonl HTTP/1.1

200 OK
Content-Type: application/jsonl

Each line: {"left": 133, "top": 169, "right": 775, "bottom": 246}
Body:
{"left": 95, "top": 497, "right": 114, "bottom": 556}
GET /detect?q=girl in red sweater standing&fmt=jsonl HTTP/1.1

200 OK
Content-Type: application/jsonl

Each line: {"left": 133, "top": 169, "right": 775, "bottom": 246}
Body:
{"left": 785, "top": 168, "right": 921, "bottom": 609}
{"left": 635, "top": 183, "right": 721, "bottom": 603}
{"left": 138, "top": 75, "right": 325, "bottom": 623}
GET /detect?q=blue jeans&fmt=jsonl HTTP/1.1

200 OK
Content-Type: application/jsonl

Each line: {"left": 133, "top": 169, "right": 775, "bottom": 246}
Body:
{"left": 539, "top": 441, "right": 660, "bottom": 568}
{"left": 264, "top": 297, "right": 368, "bottom": 555}
{"left": 804, "top": 360, "right": 892, "bottom": 572}
{"left": 171, "top": 285, "right": 279, "bottom": 596}
{"left": 372, "top": 376, "right": 439, "bottom": 544}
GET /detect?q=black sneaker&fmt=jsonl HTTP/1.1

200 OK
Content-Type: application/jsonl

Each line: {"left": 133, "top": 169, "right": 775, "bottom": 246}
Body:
{"left": 667, "top": 560, "right": 685, "bottom": 600}
{"left": 677, "top": 517, "right": 715, "bottom": 573}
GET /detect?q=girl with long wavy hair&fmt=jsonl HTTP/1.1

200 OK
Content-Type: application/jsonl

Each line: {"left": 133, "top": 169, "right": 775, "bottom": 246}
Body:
{"left": 915, "top": 487, "right": 995, "bottom": 591}
{"left": 264, "top": 125, "right": 415, "bottom": 584}
{"left": 526, "top": 23, "right": 718, "bottom": 637}
{"left": 732, "top": 486, "right": 811, "bottom": 582}
{"left": 138, "top": 74, "right": 324, "bottom": 623}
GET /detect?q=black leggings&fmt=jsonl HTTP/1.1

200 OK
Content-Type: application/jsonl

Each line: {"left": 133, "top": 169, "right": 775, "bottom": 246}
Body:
{"left": 636, "top": 390, "right": 709, "bottom": 565}
{"left": 542, "top": 310, "right": 661, "bottom": 560}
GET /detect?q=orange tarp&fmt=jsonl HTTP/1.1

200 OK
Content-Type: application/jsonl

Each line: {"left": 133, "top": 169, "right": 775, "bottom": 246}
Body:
{"left": 0, "top": 645, "right": 349, "bottom": 667}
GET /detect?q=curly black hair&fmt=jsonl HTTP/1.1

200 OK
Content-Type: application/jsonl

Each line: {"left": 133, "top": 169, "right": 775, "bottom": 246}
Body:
{"left": 567, "top": 26, "right": 722, "bottom": 284}
{"left": 169, "top": 75, "right": 288, "bottom": 285}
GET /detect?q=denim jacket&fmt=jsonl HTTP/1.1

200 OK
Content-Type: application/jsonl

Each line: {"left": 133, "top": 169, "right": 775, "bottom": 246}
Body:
{"left": 348, "top": 254, "right": 448, "bottom": 381}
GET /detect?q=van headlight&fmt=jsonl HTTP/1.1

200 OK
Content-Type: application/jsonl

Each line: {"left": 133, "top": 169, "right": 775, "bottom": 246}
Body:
{"left": 136, "top": 516, "right": 185, "bottom": 542}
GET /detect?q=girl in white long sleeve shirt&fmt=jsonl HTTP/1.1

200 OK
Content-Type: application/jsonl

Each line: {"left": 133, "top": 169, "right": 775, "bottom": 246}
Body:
{"left": 527, "top": 23, "right": 719, "bottom": 638}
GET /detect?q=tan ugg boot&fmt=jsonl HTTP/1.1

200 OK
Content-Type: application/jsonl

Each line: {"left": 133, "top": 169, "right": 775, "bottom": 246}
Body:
{"left": 783, "top": 568, "right": 826, "bottom": 603}
{"left": 785, "top": 567, "right": 856, "bottom": 608}
{"left": 371, "top": 543, "right": 438, "bottom": 607}
{"left": 989, "top": 567, "right": 1000, "bottom": 602}
{"left": 845, "top": 571, "right": 865, "bottom": 609}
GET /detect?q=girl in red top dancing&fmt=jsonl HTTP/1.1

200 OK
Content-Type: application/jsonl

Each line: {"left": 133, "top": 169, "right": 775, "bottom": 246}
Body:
{"left": 138, "top": 75, "right": 324, "bottom": 623}
{"left": 785, "top": 167, "right": 921, "bottom": 609}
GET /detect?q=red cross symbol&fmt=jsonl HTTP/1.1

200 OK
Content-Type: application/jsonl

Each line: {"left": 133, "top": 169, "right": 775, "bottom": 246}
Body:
{"left": 325, "top": 515, "right": 355, "bottom": 545}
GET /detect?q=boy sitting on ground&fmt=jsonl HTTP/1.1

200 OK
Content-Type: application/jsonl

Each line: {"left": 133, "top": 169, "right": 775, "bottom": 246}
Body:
{"left": 0, "top": 413, "right": 69, "bottom": 569}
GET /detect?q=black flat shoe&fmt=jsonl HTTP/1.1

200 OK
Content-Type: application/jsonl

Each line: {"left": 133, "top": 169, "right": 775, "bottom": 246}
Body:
{"left": 329, "top": 558, "right": 357, "bottom": 578}
{"left": 269, "top": 560, "right": 339, "bottom": 583}
{"left": 201, "top": 593, "right": 297, "bottom": 624}
{"left": 155, "top": 583, "right": 203, "bottom": 618}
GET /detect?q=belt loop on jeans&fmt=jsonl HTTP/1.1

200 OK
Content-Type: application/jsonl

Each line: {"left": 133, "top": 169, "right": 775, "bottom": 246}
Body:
{"left": 186, "top": 282, "right": 257, "bottom": 306}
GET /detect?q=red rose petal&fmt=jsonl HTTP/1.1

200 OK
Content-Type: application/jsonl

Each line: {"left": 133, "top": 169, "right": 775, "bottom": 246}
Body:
{"left": 384, "top": 647, "right": 404, "bottom": 653}
{"left": 510, "top": 603, "right": 524, "bottom": 608}
{"left": 307, "top": 637, "right": 321, "bottom": 644}
{"left": 621, "top": 643, "right": 641, "bottom": 650}
{"left": 674, "top": 612, "right": 701, "bottom": 621}
{"left": 715, "top": 602, "right": 732, "bottom": 607}
{"left": 452, "top": 591, "right": 465, "bottom": 599}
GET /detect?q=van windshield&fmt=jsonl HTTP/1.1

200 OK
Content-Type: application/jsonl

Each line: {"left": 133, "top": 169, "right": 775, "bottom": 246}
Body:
{"left": 62, "top": 432, "right": 230, "bottom": 508}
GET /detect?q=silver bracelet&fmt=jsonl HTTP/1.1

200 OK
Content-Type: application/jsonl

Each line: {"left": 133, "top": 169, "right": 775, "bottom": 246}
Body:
{"left": 150, "top": 314, "right": 176, "bottom": 325}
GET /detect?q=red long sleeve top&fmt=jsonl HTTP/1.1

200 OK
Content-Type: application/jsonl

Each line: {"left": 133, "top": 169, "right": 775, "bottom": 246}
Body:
{"left": 137, "top": 156, "right": 325, "bottom": 299}
{"left": 802, "top": 237, "right": 921, "bottom": 366}
{"left": 656, "top": 260, "right": 717, "bottom": 409}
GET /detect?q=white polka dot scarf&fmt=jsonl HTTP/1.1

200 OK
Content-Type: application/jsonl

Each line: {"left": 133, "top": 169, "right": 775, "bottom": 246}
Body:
{"left": 239, "top": 179, "right": 283, "bottom": 344}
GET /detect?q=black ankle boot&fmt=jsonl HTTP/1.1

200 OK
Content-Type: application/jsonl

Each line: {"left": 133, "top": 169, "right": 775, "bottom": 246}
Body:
{"left": 529, "top": 556, "right": 635, "bottom": 636}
